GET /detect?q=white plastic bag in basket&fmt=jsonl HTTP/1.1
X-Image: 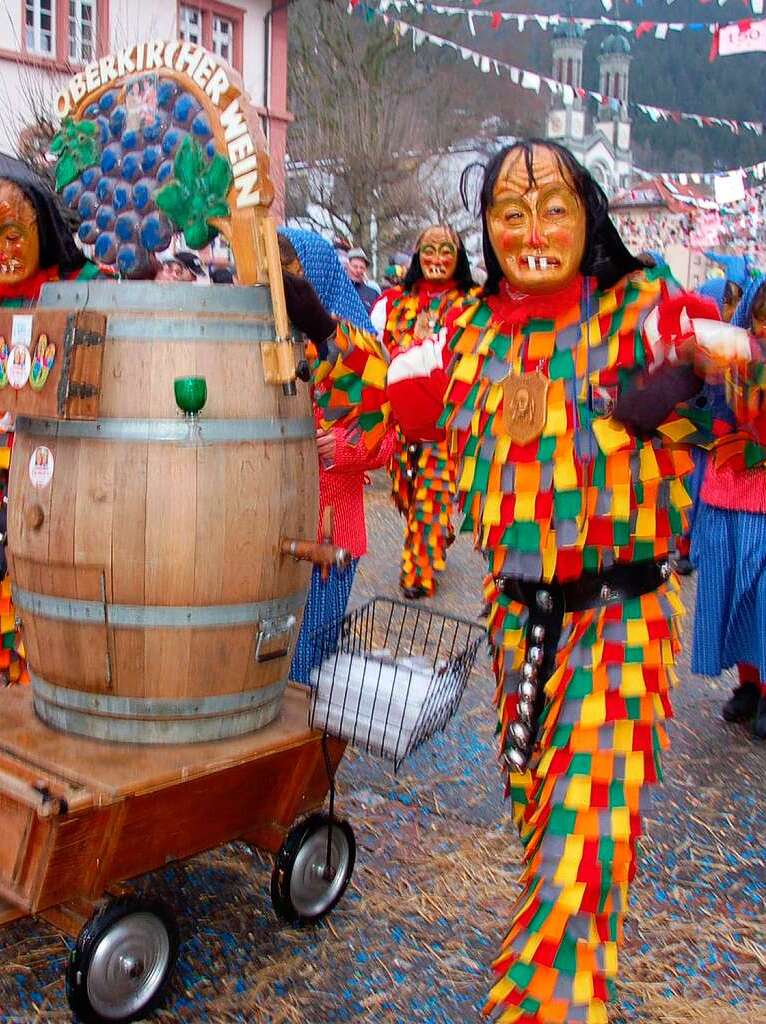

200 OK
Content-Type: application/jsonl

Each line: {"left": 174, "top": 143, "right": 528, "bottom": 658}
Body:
{"left": 311, "top": 651, "right": 433, "bottom": 760}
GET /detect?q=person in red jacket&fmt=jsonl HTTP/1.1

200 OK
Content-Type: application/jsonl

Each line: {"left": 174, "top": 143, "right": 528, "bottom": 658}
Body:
{"left": 279, "top": 231, "right": 395, "bottom": 684}
{"left": 371, "top": 225, "right": 474, "bottom": 599}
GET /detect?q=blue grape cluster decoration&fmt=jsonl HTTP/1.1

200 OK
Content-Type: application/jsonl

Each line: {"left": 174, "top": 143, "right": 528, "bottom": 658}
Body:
{"left": 54, "top": 77, "right": 231, "bottom": 278}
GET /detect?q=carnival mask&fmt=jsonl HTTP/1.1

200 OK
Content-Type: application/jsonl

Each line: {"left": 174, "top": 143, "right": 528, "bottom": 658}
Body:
{"left": 419, "top": 227, "right": 458, "bottom": 282}
{"left": 487, "top": 146, "right": 586, "bottom": 295}
{"left": 0, "top": 181, "right": 39, "bottom": 285}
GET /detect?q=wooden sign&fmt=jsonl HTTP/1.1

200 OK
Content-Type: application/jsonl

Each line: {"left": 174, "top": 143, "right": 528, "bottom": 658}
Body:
{"left": 52, "top": 40, "right": 293, "bottom": 384}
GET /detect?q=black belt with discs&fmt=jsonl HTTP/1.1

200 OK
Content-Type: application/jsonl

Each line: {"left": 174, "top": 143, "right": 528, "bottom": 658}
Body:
{"left": 403, "top": 442, "right": 422, "bottom": 486}
{"left": 497, "top": 558, "right": 672, "bottom": 772}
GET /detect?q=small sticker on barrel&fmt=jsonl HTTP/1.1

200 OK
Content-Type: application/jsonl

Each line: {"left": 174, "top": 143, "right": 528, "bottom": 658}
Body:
{"left": 8, "top": 345, "right": 31, "bottom": 390}
{"left": 29, "top": 446, "right": 54, "bottom": 489}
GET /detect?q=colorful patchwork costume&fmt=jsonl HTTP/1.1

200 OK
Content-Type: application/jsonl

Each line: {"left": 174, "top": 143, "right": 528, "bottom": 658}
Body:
{"left": 313, "top": 140, "right": 766, "bottom": 1022}
{"left": 324, "top": 263, "right": 697, "bottom": 1021}
{"left": 372, "top": 281, "right": 464, "bottom": 596}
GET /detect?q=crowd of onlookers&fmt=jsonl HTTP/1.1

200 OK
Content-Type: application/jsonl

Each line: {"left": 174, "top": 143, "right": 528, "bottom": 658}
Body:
{"left": 157, "top": 236, "right": 399, "bottom": 309}
{"left": 613, "top": 212, "right": 691, "bottom": 255}
{"left": 612, "top": 185, "right": 766, "bottom": 270}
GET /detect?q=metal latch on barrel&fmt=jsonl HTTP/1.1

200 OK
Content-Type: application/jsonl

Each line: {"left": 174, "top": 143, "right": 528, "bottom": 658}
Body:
{"left": 57, "top": 312, "right": 107, "bottom": 419}
{"left": 66, "top": 382, "right": 99, "bottom": 400}
{"left": 255, "top": 614, "right": 297, "bottom": 663}
{"left": 67, "top": 326, "right": 103, "bottom": 347}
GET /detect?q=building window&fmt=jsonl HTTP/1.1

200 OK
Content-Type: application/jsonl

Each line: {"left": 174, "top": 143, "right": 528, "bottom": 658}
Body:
{"left": 177, "top": 2, "right": 243, "bottom": 71}
{"left": 25, "top": 0, "right": 55, "bottom": 55}
{"left": 180, "top": 4, "right": 202, "bottom": 45}
{"left": 212, "top": 14, "right": 232, "bottom": 61}
{"left": 68, "top": 0, "right": 96, "bottom": 62}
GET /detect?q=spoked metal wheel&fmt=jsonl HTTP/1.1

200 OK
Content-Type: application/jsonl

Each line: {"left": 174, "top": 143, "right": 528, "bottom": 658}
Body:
{"left": 66, "top": 896, "right": 179, "bottom": 1024}
{"left": 271, "top": 812, "right": 356, "bottom": 924}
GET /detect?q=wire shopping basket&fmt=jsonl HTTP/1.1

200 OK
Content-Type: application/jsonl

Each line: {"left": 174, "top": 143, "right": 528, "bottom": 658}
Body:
{"left": 308, "top": 597, "right": 484, "bottom": 769}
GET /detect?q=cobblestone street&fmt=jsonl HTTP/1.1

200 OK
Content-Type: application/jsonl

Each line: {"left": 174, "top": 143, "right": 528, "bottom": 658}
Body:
{"left": 0, "top": 471, "right": 764, "bottom": 1024}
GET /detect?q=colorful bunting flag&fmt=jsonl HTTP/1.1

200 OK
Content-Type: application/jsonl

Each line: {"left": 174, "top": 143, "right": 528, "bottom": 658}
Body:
{"left": 357, "top": 6, "right": 765, "bottom": 138}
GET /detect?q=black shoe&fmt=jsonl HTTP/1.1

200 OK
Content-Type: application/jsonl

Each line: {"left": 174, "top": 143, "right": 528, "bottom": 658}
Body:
{"left": 754, "top": 696, "right": 766, "bottom": 739}
{"left": 674, "top": 556, "right": 694, "bottom": 576}
{"left": 402, "top": 585, "right": 429, "bottom": 600}
{"left": 722, "top": 682, "right": 760, "bottom": 723}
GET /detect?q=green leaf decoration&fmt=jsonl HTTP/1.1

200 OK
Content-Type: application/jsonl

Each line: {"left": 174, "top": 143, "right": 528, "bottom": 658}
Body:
{"left": 51, "top": 117, "right": 100, "bottom": 190}
{"left": 55, "top": 154, "right": 81, "bottom": 192}
{"left": 154, "top": 183, "right": 187, "bottom": 224}
{"left": 175, "top": 134, "right": 204, "bottom": 190}
{"left": 184, "top": 220, "right": 213, "bottom": 250}
{"left": 155, "top": 136, "right": 233, "bottom": 251}
{"left": 203, "top": 153, "right": 233, "bottom": 198}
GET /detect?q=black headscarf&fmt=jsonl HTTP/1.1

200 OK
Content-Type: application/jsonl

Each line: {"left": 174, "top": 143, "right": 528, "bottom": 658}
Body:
{"left": 0, "top": 152, "right": 84, "bottom": 275}
{"left": 462, "top": 139, "right": 643, "bottom": 295}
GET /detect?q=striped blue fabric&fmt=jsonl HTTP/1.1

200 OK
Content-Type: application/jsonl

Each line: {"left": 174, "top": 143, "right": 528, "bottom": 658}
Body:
{"left": 278, "top": 228, "right": 374, "bottom": 333}
{"left": 697, "top": 277, "right": 726, "bottom": 310}
{"left": 687, "top": 447, "right": 707, "bottom": 537}
{"left": 732, "top": 274, "right": 766, "bottom": 328}
{"left": 691, "top": 504, "right": 766, "bottom": 679}
{"left": 290, "top": 560, "right": 360, "bottom": 685}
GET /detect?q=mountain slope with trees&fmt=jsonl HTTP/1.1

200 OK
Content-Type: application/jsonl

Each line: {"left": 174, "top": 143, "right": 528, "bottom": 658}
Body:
{"left": 286, "top": 0, "right": 766, "bottom": 254}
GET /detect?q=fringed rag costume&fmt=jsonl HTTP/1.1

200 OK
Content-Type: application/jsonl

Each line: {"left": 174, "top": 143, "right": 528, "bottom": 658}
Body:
{"left": 314, "top": 258, "right": 761, "bottom": 1023}
{"left": 449, "top": 269, "right": 689, "bottom": 1024}
{"left": 0, "top": 155, "right": 99, "bottom": 686}
{"left": 372, "top": 281, "right": 462, "bottom": 596}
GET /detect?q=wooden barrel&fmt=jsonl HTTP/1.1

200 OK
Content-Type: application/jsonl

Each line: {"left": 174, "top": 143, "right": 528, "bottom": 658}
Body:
{"left": 8, "top": 281, "right": 317, "bottom": 744}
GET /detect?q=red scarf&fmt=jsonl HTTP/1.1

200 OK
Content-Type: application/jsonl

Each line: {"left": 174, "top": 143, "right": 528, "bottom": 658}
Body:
{"left": 0, "top": 265, "right": 59, "bottom": 303}
{"left": 414, "top": 278, "right": 457, "bottom": 299}
{"left": 491, "top": 274, "right": 587, "bottom": 329}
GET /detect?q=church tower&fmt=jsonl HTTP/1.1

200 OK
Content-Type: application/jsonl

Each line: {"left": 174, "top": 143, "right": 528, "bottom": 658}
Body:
{"left": 595, "top": 33, "right": 633, "bottom": 158}
{"left": 545, "top": 21, "right": 586, "bottom": 144}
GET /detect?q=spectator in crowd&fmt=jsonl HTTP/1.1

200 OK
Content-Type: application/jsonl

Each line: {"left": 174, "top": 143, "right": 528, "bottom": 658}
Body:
{"left": 692, "top": 275, "right": 766, "bottom": 739}
{"left": 156, "top": 256, "right": 198, "bottom": 282}
{"left": 174, "top": 250, "right": 208, "bottom": 282}
{"left": 210, "top": 265, "right": 235, "bottom": 284}
{"left": 345, "top": 247, "right": 379, "bottom": 313}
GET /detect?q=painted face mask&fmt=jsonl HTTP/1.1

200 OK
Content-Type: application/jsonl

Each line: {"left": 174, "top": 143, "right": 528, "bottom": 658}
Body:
{"left": 418, "top": 227, "right": 459, "bottom": 283}
{"left": 0, "top": 180, "right": 40, "bottom": 285}
{"left": 487, "top": 145, "right": 586, "bottom": 295}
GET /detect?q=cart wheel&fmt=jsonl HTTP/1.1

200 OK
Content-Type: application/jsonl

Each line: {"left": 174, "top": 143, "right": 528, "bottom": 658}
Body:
{"left": 271, "top": 812, "right": 356, "bottom": 924}
{"left": 66, "top": 896, "right": 179, "bottom": 1024}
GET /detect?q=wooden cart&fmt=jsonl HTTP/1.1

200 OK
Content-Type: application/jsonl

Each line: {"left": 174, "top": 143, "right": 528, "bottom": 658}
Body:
{"left": 0, "top": 684, "right": 350, "bottom": 1024}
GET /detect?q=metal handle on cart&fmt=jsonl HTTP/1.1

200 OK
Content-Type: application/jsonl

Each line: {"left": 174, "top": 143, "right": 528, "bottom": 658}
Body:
{"left": 0, "top": 768, "right": 67, "bottom": 817}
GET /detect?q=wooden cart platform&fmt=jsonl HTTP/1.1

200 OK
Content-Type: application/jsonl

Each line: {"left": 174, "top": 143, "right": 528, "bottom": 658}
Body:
{"left": 0, "top": 684, "right": 350, "bottom": 1023}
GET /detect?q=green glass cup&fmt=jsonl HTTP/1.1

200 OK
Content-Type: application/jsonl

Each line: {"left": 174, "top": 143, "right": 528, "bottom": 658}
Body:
{"left": 174, "top": 376, "right": 207, "bottom": 416}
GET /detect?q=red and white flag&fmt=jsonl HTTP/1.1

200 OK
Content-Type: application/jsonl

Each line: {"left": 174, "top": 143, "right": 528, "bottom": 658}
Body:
{"left": 715, "top": 19, "right": 766, "bottom": 58}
